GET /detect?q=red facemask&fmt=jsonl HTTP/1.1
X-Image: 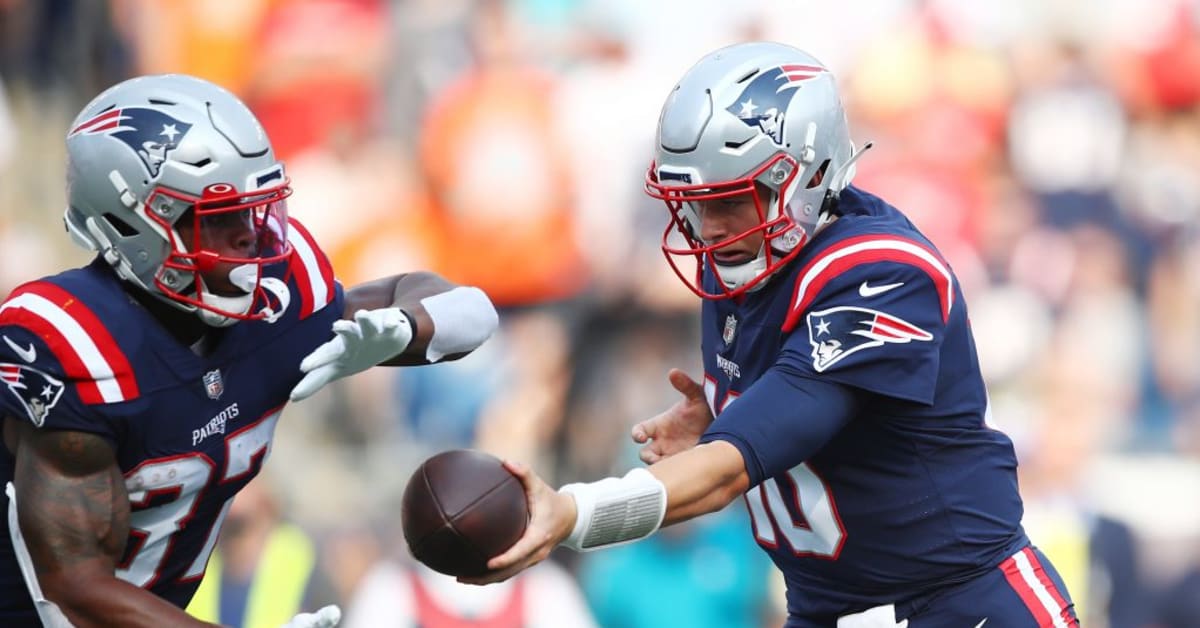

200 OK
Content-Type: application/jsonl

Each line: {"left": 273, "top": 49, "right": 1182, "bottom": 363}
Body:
{"left": 645, "top": 154, "right": 806, "bottom": 300}
{"left": 148, "top": 181, "right": 293, "bottom": 321}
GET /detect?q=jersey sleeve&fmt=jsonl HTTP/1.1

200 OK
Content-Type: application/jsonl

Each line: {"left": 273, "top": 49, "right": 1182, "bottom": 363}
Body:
{"left": 699, "top": 367, "right": 858, "bottom": 486}
{"left": 0, "top": 282, "right": 137, "bottom": 442}
{"left": 779, "top": 234, "right": 956, "bottom": 405}
{"left": 286, "top": 218, "right": 343, "bottom": 320}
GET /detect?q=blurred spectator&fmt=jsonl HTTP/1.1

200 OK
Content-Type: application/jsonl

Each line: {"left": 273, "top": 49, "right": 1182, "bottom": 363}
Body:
{"left": 1157, "top": 566, "right": 1200, "bottom": 628}
{"left": 343, "top": 558, "right": 596, "bottom": 628}
{"left": 0, "top": 0, "right": 130, "bottom": 100}
{"left": 187, "top": 478, "right": 334, "bottom": 628}
{"left": 418, "top": 0, "right": 586, "bottom": 308}
{"left": 1018, "top": 378, "right": 1153, "bottom": 628}
{"left": 401, "top": 0, "right": 590, "bottom": 482}
{"left": 579, "top": 508, "right": 774, "bottom": 628}
{"left": 247, "top": 0, "right": 390, "bottom": 162}
{"left": 0, "top": 77, "right": 13, "bottom": 169}
{"left": 113, "top": 0, "right": 274, "bottom": 96}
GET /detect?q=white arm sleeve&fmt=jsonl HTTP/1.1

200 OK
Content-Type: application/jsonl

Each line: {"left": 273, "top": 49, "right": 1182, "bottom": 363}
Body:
{"left": 420, "top": 287, "right": 499, "bottom": 361}
{"left": 558, "top": 468, "right": 667, "bottom": 552}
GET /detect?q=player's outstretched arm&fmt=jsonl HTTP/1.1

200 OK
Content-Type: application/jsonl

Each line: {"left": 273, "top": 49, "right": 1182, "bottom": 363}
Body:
{"left": 8, "top": 419, "right": 221, "bottom": 628}
{"left": 460, "top": 440, "right": 749, "bottom": 586}
{"left": 289, "top": 272, "right": 498, "bottom": 401}
{"left": 343, "top": 272, "right": 498, "bottom": 366}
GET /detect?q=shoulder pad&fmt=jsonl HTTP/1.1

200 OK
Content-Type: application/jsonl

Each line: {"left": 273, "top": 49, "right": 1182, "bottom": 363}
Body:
{"left": 0, "top": 280, "right": 139, "bottom": 405}
{"left": 286, "top": 218, "right": 337, "bottom": 319}
{"left": 782, "top": 234, "right": 954, "bottom": 333}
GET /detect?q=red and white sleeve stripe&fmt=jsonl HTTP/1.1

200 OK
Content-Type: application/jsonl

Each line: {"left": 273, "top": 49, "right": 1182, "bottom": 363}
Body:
{"left": 286, "top": 219, "right": 337, "bottom": 319}
{"left": 0, "top": 282, "right": 139, "bottom": 404}
{"left": 783, "top": 234, "right": 955, "bottom": 333}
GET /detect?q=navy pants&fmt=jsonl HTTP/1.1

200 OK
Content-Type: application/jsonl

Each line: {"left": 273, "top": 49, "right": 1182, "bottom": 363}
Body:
{"left": 905, "top": 546, "right": 1079, "bottom": 627}
{"left": 788, "top": 546, "right": 1079, "bottom": 628}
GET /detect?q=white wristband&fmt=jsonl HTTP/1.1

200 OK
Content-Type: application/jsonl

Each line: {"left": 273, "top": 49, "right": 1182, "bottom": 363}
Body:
{"left": 559, "top": 468, "right": 667, "bottom": 552}
{"left": 419, "top": 287, "right": 499, "bottom": 362}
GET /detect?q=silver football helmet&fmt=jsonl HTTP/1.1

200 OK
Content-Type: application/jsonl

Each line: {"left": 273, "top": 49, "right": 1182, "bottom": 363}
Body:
{"left": 645, "top": 42, "right": 869, "bottom": 299}
{"left": 64, "top": 74, "right": 292, "bottom": 326}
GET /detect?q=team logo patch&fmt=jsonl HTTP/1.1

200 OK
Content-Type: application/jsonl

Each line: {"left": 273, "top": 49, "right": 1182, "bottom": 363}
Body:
{"left": 726, "top": 64, "right": 827, "bottom": 146}
{"left": 69, "top": 107, "right": 194, "bottom": 177}
{"left": 806, "top": 306, "right": 932, "bottom": 372}
{"left": 203, "top": 369, "right": 224, "bottom": 400}
{"left": 722, "top": 314, "right": 738, "bottom": 345}
{"left": 0, "top": 363, "right": 65, "bottom": 427}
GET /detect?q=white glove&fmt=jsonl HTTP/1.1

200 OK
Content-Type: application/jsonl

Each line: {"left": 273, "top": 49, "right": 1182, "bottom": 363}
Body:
{"left": 289, "top": 308, "right": 413, "bottom": 402}
{"left": 280, "top": 604, "right": 342, "bottom": 628}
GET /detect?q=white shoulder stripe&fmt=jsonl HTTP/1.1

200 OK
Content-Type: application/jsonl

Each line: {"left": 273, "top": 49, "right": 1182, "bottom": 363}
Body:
{"left": 0, "top": 293, "right": 126, "bottom": 402}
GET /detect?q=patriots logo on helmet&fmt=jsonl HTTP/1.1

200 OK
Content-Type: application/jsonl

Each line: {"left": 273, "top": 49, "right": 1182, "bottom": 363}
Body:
{"left": 69, "top": 107, "right": 194, "bottom": 177}
{"left": 806, "top": 306, "right": 932, "bottom": 372}
{"left": 726, "top": 64, "right": 826, "bottom": 145}
{"left": 0, "top": 363, "right": 65, "bottom": 427}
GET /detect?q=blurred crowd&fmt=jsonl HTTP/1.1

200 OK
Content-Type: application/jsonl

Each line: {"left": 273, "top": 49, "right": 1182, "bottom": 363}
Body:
{"left": 2, "top": 0, "right": 1200, "bottom": 626}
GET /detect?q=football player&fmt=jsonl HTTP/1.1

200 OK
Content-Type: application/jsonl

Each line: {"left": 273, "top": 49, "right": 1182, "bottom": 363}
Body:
{"left": 467, "top": 42, "right": 1079, "bottom": 628}
{"left": 0, "top": 74, "right": 498, "bottom": 627}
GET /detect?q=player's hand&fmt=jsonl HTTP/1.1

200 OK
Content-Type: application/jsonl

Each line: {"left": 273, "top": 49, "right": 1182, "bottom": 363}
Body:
{"left": 279, "top": 604, "right": 341, "bottom": 628}
{"left": 289, "top": 308, "right": 413, "bottom": 402}
{"left": 632, "top": 368, "right": 713, "bottom": 464}
{"left": 457, "top": 460, "right": 576, "bottom": 586}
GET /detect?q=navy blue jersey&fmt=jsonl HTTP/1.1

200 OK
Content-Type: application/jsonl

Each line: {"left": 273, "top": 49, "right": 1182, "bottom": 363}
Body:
{"left": 697, "top": 187, "right": 1028, "bottom": 621}
{"left": 0, "top": 219, "right": 343, "bottom": 621}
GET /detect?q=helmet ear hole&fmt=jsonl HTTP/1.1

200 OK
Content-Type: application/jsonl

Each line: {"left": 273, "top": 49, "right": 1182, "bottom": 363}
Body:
{"left": 805, "top": 160, "right": 831, "bottom": 189}
{"left": 102, "top": 213, "right": 140, "bottom": 238}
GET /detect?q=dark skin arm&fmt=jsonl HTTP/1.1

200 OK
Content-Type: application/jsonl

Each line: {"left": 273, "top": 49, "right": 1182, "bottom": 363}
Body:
{"left": 3, "top": 417, "right": 220, "bottom": 628}
{"left": 341, "top": 272, "right": 474, "bottom": 366}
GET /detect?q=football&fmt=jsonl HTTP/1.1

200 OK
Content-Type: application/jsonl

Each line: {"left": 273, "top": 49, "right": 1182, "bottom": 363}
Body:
{"left": 401, "top": 449, "right": 529, "bottom": 577}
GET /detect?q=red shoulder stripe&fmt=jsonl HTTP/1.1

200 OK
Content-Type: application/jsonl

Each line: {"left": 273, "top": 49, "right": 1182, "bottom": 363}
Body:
{"left": 782, "top": 235, "right": 954, "bottom": 333}
{"left": 1, "top": 281, "right": 139, "bottom": 404}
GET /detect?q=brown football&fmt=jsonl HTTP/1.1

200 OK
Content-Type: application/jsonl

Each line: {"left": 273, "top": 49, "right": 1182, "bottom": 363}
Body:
{"left": 401, "top": 449, "right": 529, "bottom": 578}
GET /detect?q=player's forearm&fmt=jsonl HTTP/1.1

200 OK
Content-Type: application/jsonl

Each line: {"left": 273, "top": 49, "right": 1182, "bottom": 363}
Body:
{"left": 44, "top": 570, "right": 220, "bottom": 628}
{"left": 555, "top": 441, "right": 748, "bottom": 554}
{"left": 344, "top": 272, "right": 497, "bottom": 366}
{"left": 651, "top": 440, "right": 750, "bottom": 526}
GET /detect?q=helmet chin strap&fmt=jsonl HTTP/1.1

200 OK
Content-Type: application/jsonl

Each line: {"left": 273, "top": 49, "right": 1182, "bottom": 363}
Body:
{"left": 714, "top": 251, "right": 769, "bottom": 294}
{"left": 195, "top": 264, "right": 291, "bottom": 327}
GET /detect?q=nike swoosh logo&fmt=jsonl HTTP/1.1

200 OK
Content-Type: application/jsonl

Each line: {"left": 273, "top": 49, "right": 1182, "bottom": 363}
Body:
{"left": 974, "top": 619, "right": 988, "bottom": 628}
{"left": 3, "top": 336, "right": 36, "bottom": 363}
{"left": 858, "top": 281, "right": 905, "bottom": 297}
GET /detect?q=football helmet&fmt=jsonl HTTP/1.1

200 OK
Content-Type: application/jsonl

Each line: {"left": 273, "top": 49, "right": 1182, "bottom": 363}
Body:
{"left": 64, "top": 74, "right": 292, "bottom": 326}
{"left": 645, "top": 42, "right": 869, "bottom": 299}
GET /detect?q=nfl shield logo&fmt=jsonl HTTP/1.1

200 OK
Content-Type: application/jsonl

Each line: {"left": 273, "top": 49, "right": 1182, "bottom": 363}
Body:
{"left": 203, "top": 369, "right": 224, "bottom": 400}
{"left": 722, "top": 314, "right": 738, "bottom": 345}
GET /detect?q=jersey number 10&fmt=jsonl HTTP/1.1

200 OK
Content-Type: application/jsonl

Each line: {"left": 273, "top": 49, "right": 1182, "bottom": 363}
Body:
{"left": 705, "top": 378, "right": 846, "bottom": 559}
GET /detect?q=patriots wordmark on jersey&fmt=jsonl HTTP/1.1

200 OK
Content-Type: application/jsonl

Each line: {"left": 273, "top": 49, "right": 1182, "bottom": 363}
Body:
{"left": 0, "top": 219, "right": 341, "bottom": 624}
